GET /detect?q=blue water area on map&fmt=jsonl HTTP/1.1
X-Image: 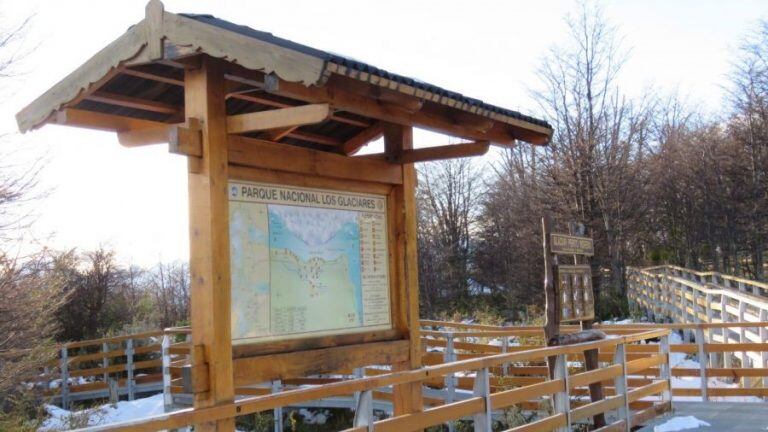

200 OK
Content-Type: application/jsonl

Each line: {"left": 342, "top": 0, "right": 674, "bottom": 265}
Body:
{"left": 267, "top": 206, "right": 363, "bottom": 325}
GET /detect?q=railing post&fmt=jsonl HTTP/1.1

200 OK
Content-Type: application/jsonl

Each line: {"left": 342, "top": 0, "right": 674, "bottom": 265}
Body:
{"left": 553, "top": 353, "right": 571, "bottom": 432}
{"left": 738, "top": 301, "right": 751, "bottom": 388}
{"left": 444, "top": 333, "right": 456, "bottom": 432}
{"left": 501, "top": 337, "right": 509, "bottom": 376}
{"left": 721, "top": 294, "right": 733, "bottom": 369}
{"left": 102, "top": 342, "right": 109, "bottom": 383}
{"left": 126, "top": 338, "right": 135, "bottom": 400}
{"left": 272, "top": 379, "right": 283, "bottom": 432}
{"left": 353, "top": 389, "right": 374, "bottom": 432}
{"left": 659, "top": 335, "right": 672, "bottom": 405}
{"left": 705, "top": 293, "right": 715, "bottom": 364}
{"left": 682, "top": 284, "right": 692, "bottom": 342}
{"left": 472, "top": 368, "right": 492, "bottom": 432}
{"left": 612, "top": 343, "right": 631, "bottom": 432}
{"left": 60, "top": 346, "right": 70, "bottom": 409}
{"left": 760, "top": 311, "right": 768, "bottom": 394}
{"left": 162, "top": 333, "right": 173, "bottom": 412}
{"left": 353, "top": 367, "right": 364, "bottom": 408}
{"left": 695, "top": 327, "right": 708, "bottom": 401}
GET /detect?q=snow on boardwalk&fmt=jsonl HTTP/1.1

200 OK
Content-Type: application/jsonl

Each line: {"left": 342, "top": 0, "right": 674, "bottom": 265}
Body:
{"left": 639, "top": 402, "right": 768, "bottom": 431}
{"left": 39, "top": 394, "right": 166, "bottom": 431}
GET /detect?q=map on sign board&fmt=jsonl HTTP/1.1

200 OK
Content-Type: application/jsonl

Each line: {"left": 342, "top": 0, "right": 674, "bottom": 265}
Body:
{"left": 557, "top": 265, "right": 595, "bottom": 322}
{"left": 228, "top": 181, "right": 391, "bottom": 345}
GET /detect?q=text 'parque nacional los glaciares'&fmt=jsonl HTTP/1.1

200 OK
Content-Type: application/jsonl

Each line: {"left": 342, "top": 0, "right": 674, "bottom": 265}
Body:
{"left": 228, "top": 181, "right": 391, "bottom": 345}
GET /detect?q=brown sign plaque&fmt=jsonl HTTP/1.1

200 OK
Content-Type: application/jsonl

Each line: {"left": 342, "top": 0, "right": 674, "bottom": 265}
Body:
{"left": 550, "top": 233, "right": 594, "bottom": 256}
{"left": 557, "top": 265, "right": 595, "bottom": 322}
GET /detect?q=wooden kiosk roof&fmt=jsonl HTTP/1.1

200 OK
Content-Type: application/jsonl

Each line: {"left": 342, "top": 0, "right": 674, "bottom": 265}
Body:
{"left": 16, "top": 1, "right": 551, "bottom": 157}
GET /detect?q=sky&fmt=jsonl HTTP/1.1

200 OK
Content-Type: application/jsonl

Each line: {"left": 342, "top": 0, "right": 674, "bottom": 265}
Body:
{"left": 0, "top": 0, "right": 766, "bottom": 266}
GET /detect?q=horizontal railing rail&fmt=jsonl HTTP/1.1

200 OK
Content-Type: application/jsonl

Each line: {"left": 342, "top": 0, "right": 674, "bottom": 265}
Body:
{"left": 73, "top": 328, "right": 671, "bottom": 432}
{"left": 628, "top": 265, "right": 768, "bottom": 401}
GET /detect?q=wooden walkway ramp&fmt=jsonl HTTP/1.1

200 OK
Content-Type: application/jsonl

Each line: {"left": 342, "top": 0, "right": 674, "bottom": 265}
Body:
{"left": 638, "top": 401, "right": 768, "bottom": 431}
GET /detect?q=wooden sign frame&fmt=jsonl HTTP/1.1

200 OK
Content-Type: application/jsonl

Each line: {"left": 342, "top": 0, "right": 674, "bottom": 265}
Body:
{"left": 181, "top": 57, "right": 424, "bottom": 420}
{"left": 227, "top": 166, "right": 404, "bottom": 360}
{"left": 550, "top": 233, "right": 594, "bottom": 256}
{"left": 557, "top": 264, "right": 595, "bottom": 322}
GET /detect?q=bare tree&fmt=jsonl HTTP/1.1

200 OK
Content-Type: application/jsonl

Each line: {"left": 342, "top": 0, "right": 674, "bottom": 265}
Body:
{"left": 417, "top": 159, "right": 483, "bottom": 315}
{"left": 532, "top": 2, "right": 654, "bottom": 304}
{"left": 727, "top": 19, "right": 768, "bottom": 280}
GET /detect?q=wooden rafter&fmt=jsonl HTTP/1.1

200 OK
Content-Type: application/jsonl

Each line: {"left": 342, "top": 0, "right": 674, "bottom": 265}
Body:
{"left": 264, "top": 75, "right": 520, "bottom": 146}
{"left": 341, "top": 122, "right": 383, "bottom": 155}
{"left": 364, "top": 141, "right": 491, "bottom": 164}
{"left": 227, "top": 91, "right": 371, "bottom": 128}
{"left": 120, "top": 67, "right": 376, "bottom": 129}
{"left": 54, "top": 108, "right": 165, "bottom": 132}
{"left": 287, "top": 130, "right": 342, "bottom": 147}
{"left": 121, "top": 68, "right": 184, "bottom": 86}
{"left": 226, "top": 104, "right": 330, "bottom": 134}
{"left": 85, "top": 91, "right": 180, "bottom": 115}
{"left": 262, "top": 126, "right": 297, "bottom": 141}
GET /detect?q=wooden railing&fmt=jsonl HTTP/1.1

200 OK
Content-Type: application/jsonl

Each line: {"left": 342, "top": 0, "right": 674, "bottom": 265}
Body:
{"left": 25, "top": 328, "right": 191, "bottom": 409}
{"left": 423, "top": 320, "right": 768, "bottom": 403}
{"left": 628, "top": 265, "right": 768, "bottom": 400}
{"left": 73, "top": 327, "right": 671, "bottom": 432}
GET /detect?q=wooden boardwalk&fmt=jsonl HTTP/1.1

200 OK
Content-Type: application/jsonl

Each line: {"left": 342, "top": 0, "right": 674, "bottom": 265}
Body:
{"left": 638, "top": 401, "right": 768, "bottom": 431}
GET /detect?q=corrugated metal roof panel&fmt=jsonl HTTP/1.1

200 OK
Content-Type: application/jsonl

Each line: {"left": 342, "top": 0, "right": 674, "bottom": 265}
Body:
{"left": 179, "top": 13, "right": 551, "bottom": 130}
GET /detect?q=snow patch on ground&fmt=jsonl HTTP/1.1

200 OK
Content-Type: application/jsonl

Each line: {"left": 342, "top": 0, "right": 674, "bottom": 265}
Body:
{"left": 653, "top": 416, "right": 711, "bottom": 431}
{"left": 39, "top": 394, "right": 166, "bottom": 431}
{"left": 298, "top": 408, "right": 328, "bottom": 425}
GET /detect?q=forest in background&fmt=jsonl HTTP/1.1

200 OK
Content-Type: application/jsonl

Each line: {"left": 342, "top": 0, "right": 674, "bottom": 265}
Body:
{"left": 416, "top": 8, "right": 768, "bottom": 321}
{"left": 0, "top": 3, "right": 767, "bottom": 428}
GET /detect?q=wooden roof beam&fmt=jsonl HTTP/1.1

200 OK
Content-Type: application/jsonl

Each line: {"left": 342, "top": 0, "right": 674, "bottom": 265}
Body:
{"left": 120, "top": 68, "right": 185, "bottom": 86}
{"left": 226, "top": 91, "right": 371, "bottom": 128}
{"left": 341, "top": 122, "right": 383, "bottom": 155}
{"left": 264, "top": 75, "right": 518, "bottom": 146}
{"left": 226, "top": 103, "right": 330, "bottom": 134}
{"left": 54, "top": 108, "right": 166, "bottom": 132}
{"left": 361, "top": 141, "right": 490, "bottom": 164}
{"left": 285, "top": 130, "right": 342, "bottom": 147}
{"left": 85, "top": 91, "right": 180, "bottom": 115}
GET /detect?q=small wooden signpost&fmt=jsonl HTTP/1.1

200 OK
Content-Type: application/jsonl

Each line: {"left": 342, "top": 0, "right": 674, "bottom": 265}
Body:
{"left": 542, "top": 215, "right": 605, "bottom": 428}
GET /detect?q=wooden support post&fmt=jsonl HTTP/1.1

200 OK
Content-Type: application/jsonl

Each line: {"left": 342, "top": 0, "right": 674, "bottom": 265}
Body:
{"left": 723, "top": 314, "right": 733, "bottom": 369}
{"left": 706, "top": 294, "right": 716, "bottom": 365}
{"left": 352, "top": 367, "right": 364, "bottom": 409}
{"left": 472, "top": 368, "right": 492, "bottom": 432}
{"left": 108, "top": 378, "right": 120, "bottom": 404}
{"left": 738, "top": 301, "right": 752, "bottom": 388}
{"left": 659, "top": 335, "right": 672, "bottom": 405}
{"left": 353, "top": 389, "right": 374, "bottom": 432}
{"left": 386, "top": 123, "right": 423, "bottom": 419}
{"left": 612, "top": 343, "right": 631, "bottom": 432}
{"left": 60, "top": 347, "right": 70, "bottom": 409}
{"left": 501, "top": 337, "right": 509, "bottom": 376}
{"left": 126, "top": 338, "right": 135, "bottom": 401}
{"left": 695, "top": 328, "right": 708, "bottom": 401}
{"left": 444, "top": 333, "right": 456, "bottom": 432}
{"left": 102, "top": 342, "right": 109, "bottom": 383}
{"left": 552, "top": 354, "right": 571, "bottom": 432}
{"left": 272, "top": 380, "right": 283, "bottom": 432}
{"left": 162, "top": 333, "right": 173, "bottom": 412}
{"left": 760, "top": 311, "right": 768, "bottom": 393}
{"left": 582, "top": 320, "right": 606, "bottom": 428}
{"left": 185, "top": 56, "right": 235, "bottom": 432}
{"left": 542, "top": 215, "right": 558, "bottom": 378}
